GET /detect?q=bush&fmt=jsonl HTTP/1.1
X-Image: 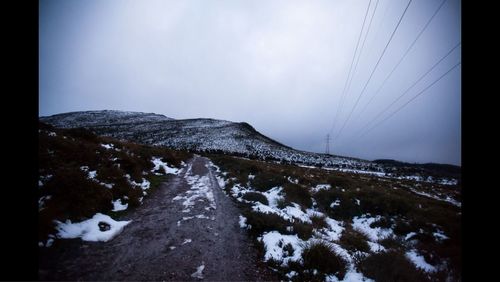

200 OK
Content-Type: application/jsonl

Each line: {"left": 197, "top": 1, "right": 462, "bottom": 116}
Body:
{"left": 379, "top": 236, "right": 404, "bottom": 250}
{"left": 358, "top": 189, "right": 411, "bottom": 217}
{"left": 369, "top": 217, "right": 393, "bottom": 229}
{"left": 327, "top": 174, "right": 353, "bottom": 189}
{"left": 302, "top": 241, "right": 347, "bottom": 278}
{"left": 65, "top": 127, "right": 99, "bottom": 141}
{"left": 251, "top": 172, "right": 286, "bottom": 192}
{"left": 393, "top": 219, "right": 413, "bottom": 236}
{"left": 338, "top": 228, "right": 371, "bottom": 253}
{"left": 242, "top": 192, "right": 269, "bottom": 205}
{"left": 44, "top": 167, "right": 113, "bottom": 221}
{"left": 310, "top": 214, "right": 328, "bottom": 229}
{"left": 292, "top": 221, "right": 313, "bottom": 240}
{"left": 244, "top": 211, "right": 289, "bottom": 236}
{"left": 358, "top": 251, "right": 430, "bottom": 282}
{"left": 283, "top": 183, "right": 312, "bottom": 208}
{"left": 314, "top": 189, "right": 361, "bottom": 220}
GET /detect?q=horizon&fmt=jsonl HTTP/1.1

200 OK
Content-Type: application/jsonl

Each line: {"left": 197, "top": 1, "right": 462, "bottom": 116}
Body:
{"left": 39, "top": 0, "right": 461, "bottom": 166}
{"left": 39, "top": 108, "right": 460, "bottom": 167}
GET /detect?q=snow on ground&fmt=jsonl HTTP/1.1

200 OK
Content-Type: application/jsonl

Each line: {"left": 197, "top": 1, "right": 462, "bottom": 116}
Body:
{"left": 314, "top": 217, "right": 344, "bottom": 242}
{"left": 352, "top": 215, "right": 394, "bottom": 242}
{"left": 111, "top": 199, "right": 128, "bottom": 212}
{"left": 151, "top": 157, "right": 180, "bottom": 175}
{"left": 325, "top": 269, "right": 375, "bottom": 282}
{"left": 397, "top": 175, "right": 458, "bottom": 186}
{"left": 367, "top": 241, "right": 386, "bottom": 253}
{"left": 259, "top": 231, "right": 304, "bottom": 266}
{"left": 286, "top": 271, "right": 298, "bottom": 279}
{"left": 173, "top": 164, "right": 216, "bottom": 212}
{"left": 438, "top": 178, "right": 458, "bottom": 185}
{"left": 125, "top": 174, "right": 151, "bottom": 190}
{"left": 206, "top": 160, "right": 228, "bottom": 190}
{"left": 100, "top": 143, "right": 114, "bottom": 150}
{"left": 261, "top": 187, "right": 283, "bottom": 208}
{"left": 39, "top": 174, "right": 53, "bottom": 188}
{"left": 409, "top": 188, "right": 461, "bottom": 207}
{"left": 311, "top": 184, "right": 331, "bottom": 193}
{"left": 405, "top": 250, "right": 437, "bottom": 273}
{"left": 283, "top": 203, "right": 312, "bottom": 223}
{"left": 433, "top": 230, "right": 449, "bottom": 241}
{"left": 79, "top": 166, "right": 115, "bottom": 189}
{"left": 239, "top": 215, "right": 249, "bottom": 229}
{"left": 39, "top": 235, "right": 56, "bottom": 248}
{"left": 79, "top": 166, "right": 97, "bottom": 180}
{"left": 405, "top": 232, "right": 418, "bottom": 241}
{"left": 338, "top": 169, "right": 386, "bottom": 177}
{"left": 39, "top": 195, "right": 52, "bottom": 211}
{"left": 55, "top": 213, "right": 131, "bottom": 242}
{"left": 191, "top": 263, "right": 205, "bottom": 279}
{"left": 88, "top": 171, "right": 97, "bottom": 179}
{"left": 330, "top": 199, "right": 341, "bottom": 208}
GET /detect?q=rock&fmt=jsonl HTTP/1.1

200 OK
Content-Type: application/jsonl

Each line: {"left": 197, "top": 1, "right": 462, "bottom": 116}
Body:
{"left": 98, "top": 221, "right": 111, "bottom": 231}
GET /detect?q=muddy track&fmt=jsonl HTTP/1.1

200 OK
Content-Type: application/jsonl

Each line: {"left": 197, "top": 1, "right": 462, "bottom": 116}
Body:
{"left": 39, "top": 156, "right": 278, "bottom": 281}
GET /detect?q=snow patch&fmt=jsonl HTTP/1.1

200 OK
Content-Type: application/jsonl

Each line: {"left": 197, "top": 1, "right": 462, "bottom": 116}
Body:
{"left": 330, "top": 199, "right": 341, "bottom": 208}
{"left": 151, "top": 157, "right": 180, "bottom": 175}
{"left": 325, "top": 268, "right": 375, "bottom": 282}
{"left": 405, "top": 232, "right": 417, "bottom": 241}
{"left": 261, "top": 187, "right": 283, "bottom": 208}
{"left": 173, "top": 169, "right": 216, "bottom": 211}
{"left": 191, "top": 263, "right": 205, "bottom": 279}
{"left": 311, "top": 184, "right": 331, "bottom": 193}
{"left": 433, "top": 230, "right": 449, "bottom": 241}
{"left": 259, "top": 231, "right": 304, "bottom": 266}
{"left": 55, "top": 213, "right": 131, "bottom": 242}
{"left": 406, "top": 250, "right": 436, "bottom": 272}
{"left": 367, "top": 241, "right": 386, "bottom": 253}
{"left": 239, "top": 215, "right": 249, "bottom": 229}
{"left": 100, "top": 143, "right": 114, "bottom": 150}
{"left": 39, "top": 195, "right": 52, "bottom": 211}
{"left": 111, "top": 199, "right": 128, "bottom": 212}
{"left": 125, "top": 174, "right": 151, "bottom": 190}
{"left": 352, "top": 215, "right": 393, "bottom": 242}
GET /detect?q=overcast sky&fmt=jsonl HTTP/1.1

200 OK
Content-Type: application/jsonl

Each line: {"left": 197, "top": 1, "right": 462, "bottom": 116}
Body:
{"left": 39, "top": 0, "right": 461, "bottom": 165}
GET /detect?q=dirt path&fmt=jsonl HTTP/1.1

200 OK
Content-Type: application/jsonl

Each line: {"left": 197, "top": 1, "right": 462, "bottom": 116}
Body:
{"left": 39, "top": 156, "right": 277, "bottom": 281}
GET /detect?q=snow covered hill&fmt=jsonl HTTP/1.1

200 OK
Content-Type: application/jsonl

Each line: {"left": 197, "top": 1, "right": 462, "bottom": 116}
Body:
{"left": 40, "top": 110, "right": 460, "bottom": 185}
{"left": 41, "top": 110, "right": 174, "bottom": 127}
{"left": 40, "top": 110, "right": 377, "bottom": 171}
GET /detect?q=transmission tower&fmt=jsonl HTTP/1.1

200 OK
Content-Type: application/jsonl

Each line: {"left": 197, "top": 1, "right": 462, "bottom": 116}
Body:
{"left": 325, "top": 134, "right": 330, "bottom": 155}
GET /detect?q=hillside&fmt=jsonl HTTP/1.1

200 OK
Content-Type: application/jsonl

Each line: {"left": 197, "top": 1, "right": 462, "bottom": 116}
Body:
{"left": 40, "top": 110, "right": 380, "bottom": 171}
{"left": 41, "top": 110, "right": 460, "bottom": 185}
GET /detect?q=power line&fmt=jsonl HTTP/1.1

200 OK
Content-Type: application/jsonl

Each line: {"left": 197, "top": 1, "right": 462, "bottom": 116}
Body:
{"left": 352, "top": 42, "right": 461, "bottom": 139}
{"left": 359, "top": 61, "right": 461, "bottom": 139}
{"left": 328, "top": 0, "right": 372, "bottom": 136}
{"left": 333, "top": 0, "right": 413, "bottom": 144}
{"left": 354, "top": 0, "right": 448, "bottom": 124}
{"left": 340, "top": 0, "right": 380, "bottom": 130}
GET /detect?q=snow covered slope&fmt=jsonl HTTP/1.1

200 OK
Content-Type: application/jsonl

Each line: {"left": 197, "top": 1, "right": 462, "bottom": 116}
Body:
{"left": 40, "top": 110, "right": 376, "bottom": 170}
{"left": 41, "top": 110, "right": 174, "bottom": 128}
